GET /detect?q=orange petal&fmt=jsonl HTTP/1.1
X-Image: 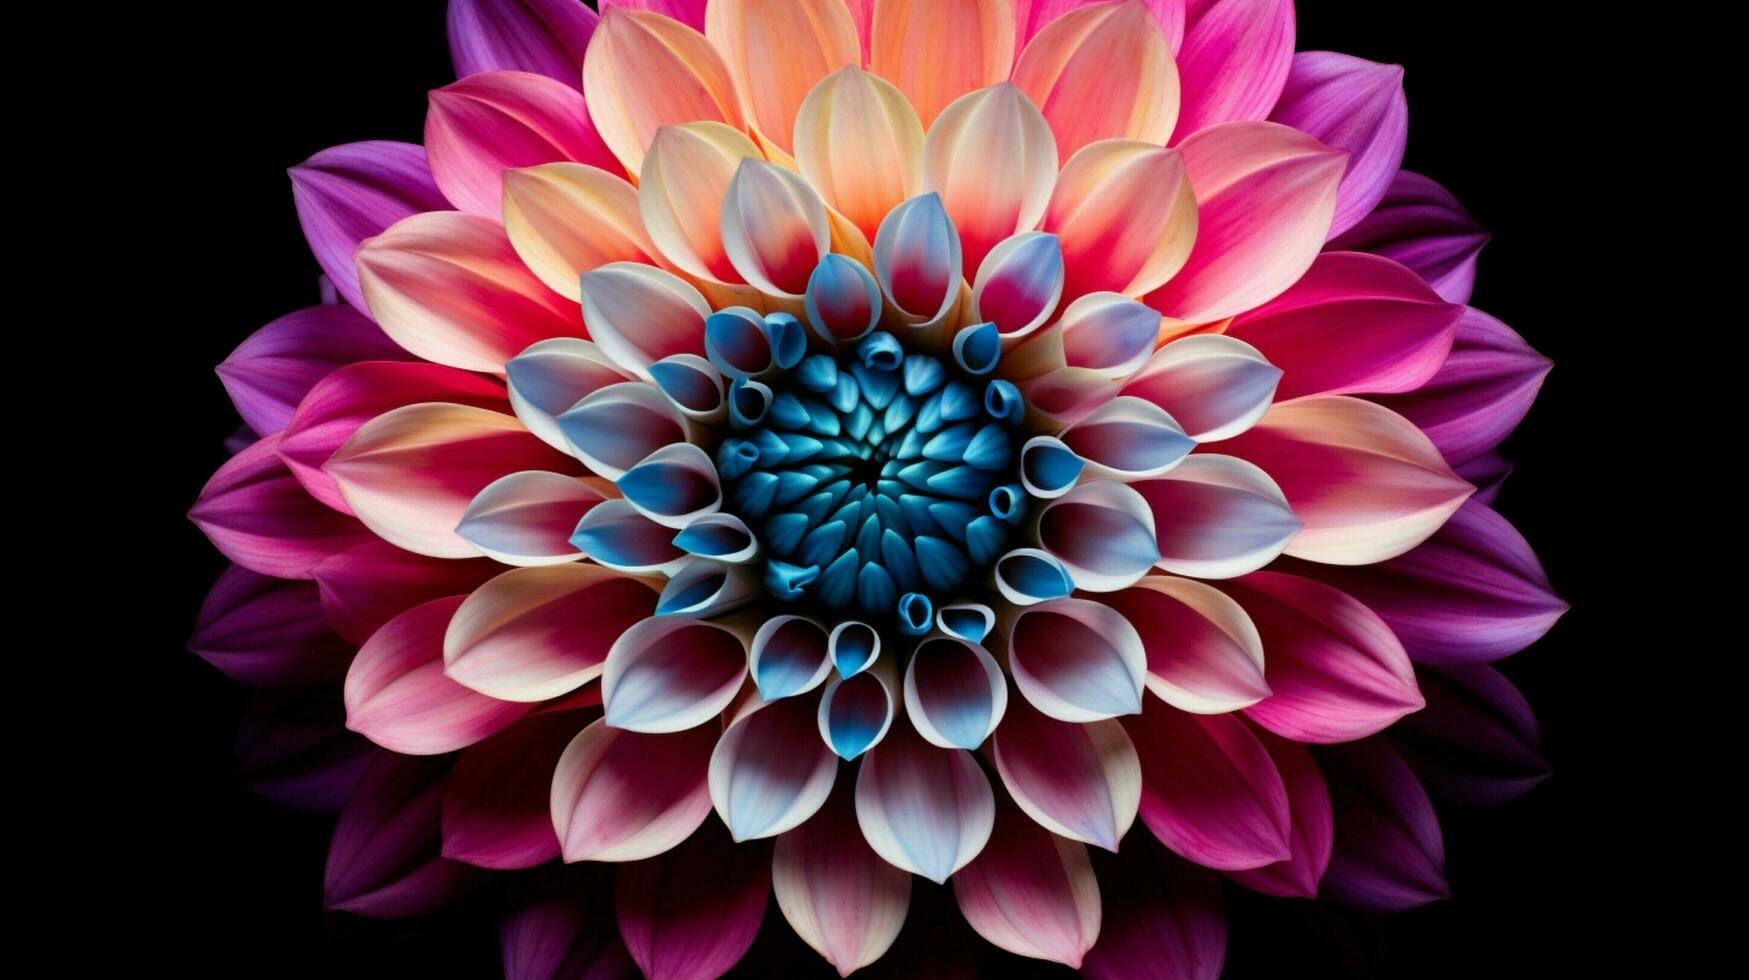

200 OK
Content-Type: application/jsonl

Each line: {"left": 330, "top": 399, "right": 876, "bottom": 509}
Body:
{"left": 638, "top": 121, "right": 764, "bottom": 284}
{"left": 1012, "top": 0, "right": 1178, "bottom": 160}
{"left": 706, "top": 0, "right": 860, "bottom": 154}
{"left": 583, "top": 6, "right": 746, "bottom": 174}
{"left": 793, "top": 66, "right": 925, "bottom": 240}
{"left": 923, "top": 82, "right": 1057, "bottom": 274}
{"left": 869, "top": 0, "right": 1017, "bottom": 128}
{"left": 1045, "top": 139, "right": 1197, "bottom": 299}
{"left": 502, "top": 163, "right": 657, "bottom": 301}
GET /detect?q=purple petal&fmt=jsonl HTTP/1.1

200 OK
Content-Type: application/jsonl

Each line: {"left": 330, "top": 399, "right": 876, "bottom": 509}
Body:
{"left": 1269, "top": 51, "right": 1407, "bottom": 238}
{"left": 324, "top": 753, "right": 479, "bottom": 917}
{"left": 289, "top": 141, "right": 449, "bottom": 313}
{"left": 190, "top": 564, "right": 354, "bottom": 686}
{"left": 1326, "top": 170, "right": 1488, "bottom": 304}
{"left": 449, "top": 0, "right": 599, "bottom": 89}
{"left": 1315, "top": 740, "right": 1449, "bottom": 912}
{"left": 217, "top": 305, "right": 408, "bottom": 435}
{"left": 234, "top": 688, "right": 375, "bottom": 812}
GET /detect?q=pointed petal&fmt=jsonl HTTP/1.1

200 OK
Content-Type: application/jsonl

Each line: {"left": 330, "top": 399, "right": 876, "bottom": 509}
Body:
{"left": 972, "top": 230, "right": 1064, "bottom": 338}
{"left": 234, "top": 688, "right": 375, "bottom": 812}
{"left": 312, "top": 539, "right": 500, "bottom": 645}
{"left": 1082, "top": 843, "right": 1226, "bottom": 980}
{"left": 952, "top": 795, "right": 1101, "bottom": 968}
{"left": 614, "top": 820, "right": 771, "bottom": 980}
{"left": 855, "top": 722, "right": 994, "bottom": 882}
{"left": 1036, "top": 480, "right": 1160, "bottom": 592}
{"left": 1045, "top": 139, "right": 1196, "bottom": 298}
{"left": 793, "top": 69, "right": 924, "bottom": 246}
{"left": 616, "top": 443, "right": 724, "bottom": 528}
{"left": 1316, "top": 740, "right": 1449, "bottom": 911}
{"left": 503, "top": 163, "right": 657, "bottom": 301}
{"left": 639, "top": 121, "right": 763, "bottom": 283}
{"left": 1172, "top": 0, "right": 1295, "bottom": 139}
{"left": 457, "top": 471, "right": 606, "bottom": 565}
{"left": 190, "top": 434, "right": 372, "bottom": 579}
{"left": 872, "top": 192, "right": 963, "bottom": 323}
{"left": 578, "top": 262, "right": 710, "bottom": 378}
{"left": 499, "top": 865, "right": 637, "bottom": 980}
{"left": 1102, "top": 574, "right": 1271, "bottom": 713}
{"left": 1224, "top": 728, "right": 1334, "bottom": 898}
{"left": 720, "top": 159, "right": 831, "bottom": 297}
{"left": 773, "top": 782, "right": 911, "bottom": 975}
{"left": 903, "top": 636, "right": 1008, "bottom": 749}
{"left": 1269, "top": 51, "right": 1407, "bottom": 238}
{"left": 923, "top": 82, "right": 1058, "bottom": 273}
{"left": 1013, "top": 0, "right": 1178, "bottom": 159}
{"left": 869, "top": 0, "right": 1016, "bottom": 127}
{"left": 1008, "top": 597, "right": 1146, "bottom": 721}
{"left": 1059, "top": 395, "right": 1193, "bottom": 480}
{"left": 705, "top": 0, "right": 859, "bottom": 154}
{"left": 583, "top": 7, "right": 746, "bottom": 173}
{"left": 441, "top": 710, "right": 583, "bottom": 868}
{"left": 603, "top": 616, "right": 747, "bottom": 732}
{"left": 289, "top": 141, "right": 450, "bottom": 313}
{"left": 447, "top": 0, "right": 599, "bottom": 88}
{"left": 570, "top": 498, "right": 689, "bottom": 574}
{"left": 750, "top": 615, "right": 833, "bottom": 701}
{"left": 324, "top": 754, "right": 478, "bottom": 917}
{"left": 992, "top": 548, "right": 1076, "bottom": 606}
{"left": 1391, "top": 664, "right": 1549, "bottom": 806}
{"left": 217, "top": 304, "right": 408, "bottom": 436}
{"left": 552, "top": 717, "right": 717, "bottom": 861}
{"left": 1126, "top": 706, "right": 1292, "bottom": 869}
{"left": 1131, "top": 454, "right": 1299, "bottom": 579}
{"left": 710, "top": 694, "right": 838, "bottom": 840}
{"left": 1122, "top": 334, "right": 1280, "bottom": 441}
{"left": 993, "top": 696, "right": 1140, "bottom": 851}
{"left": 818, "top": 667, "right": 896, "bottom": 760}
{"left": 1326, "top": 169, "right": 1487, "bottom": 303}
{"left": 190, "top": 564, "right": 354, "bottom": 686}
{"left": 556, "top": 380, "right": 689, "bottom": 479}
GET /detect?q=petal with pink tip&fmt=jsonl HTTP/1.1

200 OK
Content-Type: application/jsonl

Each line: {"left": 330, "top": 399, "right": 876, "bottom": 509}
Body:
{"left": 583, "top": 7, "right": 745, "bottom": 173}
{"left": 773, "top": 782, "right": 911, "bottom": 975}
{"left": 710, "top": 695, "right": 838, "bottom": 840}
{"left": 503, "top": 338, "right": 634, "bottom": 453}
{"left": 952, "top": 795, "right": 1101, "bottom": 968}
{"left": 312, "top": 539, "right": 499, "bottom": 645}
{"left": 1172, "top": 0, "right": 1294, "bottom": 139}
{"left": 705, "top": 0, "right": 859, "bottom": 154}
{"left": 1316, "top": 740, "right": 1448, "bottom": 911}
{"left": 426, "top": 71, "right": 618, "bottom": 218}
{"left": 1372, "top": 307, "right": 1552, "bottom": 465}
{"left": 190, "top": 564, "right": 354, "bottom": 686}
{"left": 720, "top": 159, "right": 831, "bottom": 297}
{"left": 289, "top": 141, "right": 451, "bottom": 313}
{"left": 1130, "top": 454, "right": 1299, "bottom": 579}
{"left": 324, "top": 753, "right": 478, "bottom": 917}
{"left": 1221, "top": 396, "right": 1473, "bottom": 564}
{"left": 1126, "top": 706, "right": 1291, "bottom": 869}
{"left": 578, "top": 262, "right": 711, "bottom": 379}
{"left": 448, "top": 0, "right": 598, "bottom": 88}
{"left": 855, "top": 723, "right": 994, "bottom": 882}
{"left": 1390, "top": 664, "right": 1549, "bottom": 806}
{"left": 972, "top": 230, "right": 1064, "bottom": 338}
{"left": 1036, "top": 481, "right": 1160, "bottom": 592}
{"left": 600, "top": 0, "right": 706, "bottom": 30}
{"left": 872, "top": 192, "right": 962, "bottom": 323}
{"left": 993, "top": 697, "right": 1140, "bottom": 851}
{"left": 457, "top": 471, "right": 606, "bottom": 566}
{"left": 614, "top": 820, "right": 769, "bottom": 980}
{"left": 326, "top": 402, "right": 578, "bottom": 559}
{"left": 1221, "top": 571, "right": 1424, "bottom": 743}
{"left": 441, "top": 709, "right": 584, "bottom": 868}
{"left": 1269, "top": 51, "right": 1407, "bottom": 238}
{"left": 1008, "top": 597, "right": 1146, "bottom": 721}
{"left": 357, "top": 211, "right": 582, "bottom": 373}
{"left": 1326, "top": 170, "right": 1487, "bottom": 304}
{"left": 444, "top": 564, "right": 658, "bottom": 702}
{"left": 190, "top": 434, "right": 373, "bottom": 579}
{"left": 602, "top": 617, "right": 746, "bottom": 732}
{"left": 345, "top": 597, "right": 533, "bottom": 755}
{"left": 1224, "top": 727, "right": 1333, "bottom": 898}
{"left": 923, "top": 82, "right": 1057, "bottom": 273}
{"left": 1226, "top": 251, "right": 1461, "bottom": 401}
{"left": 503, "top": 164, "right": 657, "bottom": 301}
{"left": 1122, "top": 334, "right": 1280, "bottom": 442}
{"left": 1082, "top": 843, "right": 1226, "bottom": 980}
{"left": 217, "top": 304, "right": 408, "bottom": 436}
{"left": 1146, "top": 121, "right": 1344, "bottom": 324}
{"left": 1101, "top": 574, "right": 1270, "bottom": 713}
{"left": 869, "top": 0, "right": 1015, "bottom": 127}
{"left": 1045, "top": 140, "right": 1197, "bottom": 299}
{"left": 793, "top": 66, "right": 925, "bottom": 240}
{"left": 903, "top": 636, "right": 1008, "bottom": 749}
{"left": 1013, "top": 0, "right": 1178, "bottom": 159}
{"left": 639, "top": 122, "right": 762, "bottom": 284}
{"left": 551, "top": 717, "right": 717, "bottom": 862}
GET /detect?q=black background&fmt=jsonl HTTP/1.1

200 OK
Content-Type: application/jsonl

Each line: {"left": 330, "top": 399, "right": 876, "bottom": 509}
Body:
{"left": 125, "top": 1, "right": 1637, "bottom": 976}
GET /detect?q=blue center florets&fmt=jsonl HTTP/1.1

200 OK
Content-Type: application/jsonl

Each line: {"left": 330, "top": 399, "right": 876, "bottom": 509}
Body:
{"left": 715, "top": 327, "right": 1026, "bottom": 633}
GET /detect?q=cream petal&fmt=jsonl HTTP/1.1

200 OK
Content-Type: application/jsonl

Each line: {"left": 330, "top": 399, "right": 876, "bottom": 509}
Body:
{"left": 550, "top": 717, "right": 717, "bottom": 862}
{"left": 502, "top": 163, "right": 656, "bottom": 301}
{"left": 705, "top": 0, "right": 860, "bottom": 154}
{"left": 793, "top": 66, "right": 925, "bottom": 240}
{"left": 720, "top": 159, "right": 831, "bottom": 297}
{"left": 1102, "top": 574, "right": 1271, "bottom": 713}
{"left": 577, "top": 262, "right": 711, "bottom": 379}
{"left": 923, "top": 82, "right": 1058, "bottom": 273}
{"left": 710, "top": 694, "right": 839, "bottom": 840}
{"left": 1132, "top": 454, "right": 1300, "bottom": 579}
{"left": 582, "top": 6, "right": 746, "bottom": 173}
{"left": 855, "top": 722, "right": 995, "bottom": 882}
{"left": 602, "top": 615, "right": 747, "bottom": 732}
{"left": 1044, "top": 139, "right": 1197, "bottom": 299}
{"left": 1057, "top": 294, "right": 1169, "bottom": 378}
{"left": 773, "top": 782, "right": 911, "bottom": 975}
{"left": 638, "top": 121, "right": 764, "bottom": 284}
{"left": 1012, "top": 0, "right": 1178, "bottom": 159}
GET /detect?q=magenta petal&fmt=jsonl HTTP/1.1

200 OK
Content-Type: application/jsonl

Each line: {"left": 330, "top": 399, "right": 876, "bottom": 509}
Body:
{"left": 1082, "top": 843, "right": 1226, "bottom": 980}
{"left": 1280, "top": 500, "right": 1565, "bottom": 666}
{"left": 442, "top": 709, "right": 588, "bottom": 868}
{"left": 234, "top": 688, "right": 375, "bottom": 812}
{"left": 598, "top": 0, "right": 707, "bottom": 32}
{"left": 1223, "top": 726, "right": 1334, "bottom": 899}
{"left": 190, "top": 564, "right": 354, "bottom": 686}
{"left": 190, "top": 433, "right": 373, "bottom": 579}
{"left": 1016, "top": 0, "right": 1186, "bottom": 51}
{"left": 216, "top": 304, "right": 408, "bottom": 436}
{"left": 324, "top": 753, "right": 479, "bottom": 918}
{"left": 552, "top": 719, "right": 716, "bottom": 862}
{"left": 1126, "top": 706, "right": 1292, "bottom": 870}
{"left": 1222, "top": 571, "right": 1425, "bottom": 742}
{"left": 1326, "top": 169, "right": 1488, "bottom": 304}
{"left": 312, "top": 539, "right": 499, "bottom": 645}
{"left": 280, "top": 359, "right": 509, "bottom": 514}
{"left": 449, "top": 0, "right": 599, "bottom": 89}
{"left": 1171, "top": 0, "right": 1296, "bottom": 140}
{"left": 615, "top": 821, "right": 771, "bottom": 980}
{"left": 1372, "top": 306, "right": 1552, "bottom": 465}
{"left": 289, "top": 141, "right": 450, "bottom": 314}
{"left": 501, "top": 865, "right": 638, "bottom": 980}
{"left": 1225, "top": 251, "right": 1461, "bottom": 401}
{"left": 951, "top": 793, "right": 1102, "bottom": 968}
{"left": 1391, "top": 664, "right": 1549, "bottom": 806}
{"left": 1269, "top": 51, "right": 1407, "bottom": 238}
{"left": 1315, "top": 739, "right": 1449, "bottom": 911}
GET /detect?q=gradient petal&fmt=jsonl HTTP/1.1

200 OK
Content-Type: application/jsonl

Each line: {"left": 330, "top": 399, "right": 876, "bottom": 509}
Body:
{"left": 1131, "top": 454, "right": 1300, "bottom": 579}
{"left": 441, "top": 709, "right": 585, "bottom": 868}
{"left": 869, "top": 0, "right": 1015, "bottom": 128}
{"left": 602, "top": 616, "right": 746, "bottom": 732}
{"left": 1223, "top": 727, "right": 1334, "bottom": 898}
{"left": 818, "top": 667, "right": 896, "bottom": 759}
{"left": 578, "top": 262, "right": 711, "bottom": 379}
{"left": 923, "top": 82, "right": 1058, "bottom": 273}
{"left": 1036, "top": 480, "right": 1160, "bottom": 592}
{"left": 1122, "top": 334, "right": 1281, "bottom": 442}
{"left": 499, "top": 866, "right": 638, "bottom": 980}
{"left": 234, "top": 688, "right": 375, "bottom": 812}
{"left": 458, "top": 471, "right": 607, "bottom": 565}
{"left": 556, "top": 380, "right": 689, "bottom": 480}
{"left": 448, "top": 0, "right": 599, "bottom": 88}
{"left": 971, "top": 230, "right": 1064, "bottom": 339}
{"left": 705, "top": 0, "right": 859, "bottom": 154}
{"left": 710, "top": 694, "right": 838, "bottom": 840}
{"left": 503, "top": 163, "right": 657, "bottom": 301}
{"left": 952, "top": 794, "right": 1101, "bottom": 968}
{"left": 1058, "top": 396, "right": 1193, "bottom": 480}
{"left": 639, "top": 122, "right": 763, "bottom": 284}
{"left": 773, "top": 781, "right": 911, "bottom": 975}
{"left": 324, "top": 754, "right": 477, "bottom": 917}
{"left": 1326, "top": 170, "right": 1487, "bottom": 304}
{"left": 552, "top": 717, "right": 717, "bottom": 861}
{"left": 1172, "top": 0, "right": 1295, "bottom": 139}
{"left": 312, "top": 538, "right": 499, "bottom": 645}
{"left": 902, "top": 635, "right": 1008, "bottom": 749}
{"left": 872, "top": 192, "right": 963, "bottom": 324}
{"left": 289, "top": 141, "right": 450, "bottom": 313}
{"left": 217, "top": 304, "right": 407, "bottom": 436}
{"left": 1101, "top": 574, "right": 1270, "bottom": 713}
{"left": 854, "top": 722, "right": 994, "bottom": 882}
{"left": 793, "top": 66, "right": 925, "bottom": 240}
{"left": 583, "top": 6, "right": 745, "bottom": 173}
{"left": 992, "top": 696, "right": 1140, "bottom": 851}
{"left": 505, "top": 338, "right": 636, "bottom": 453}
{"left": 614, "top": 820, "right": 771, "bottom": 980}
{"left": 190, "top": 564, "right": 354, "bottom": 685}
{"left": 1007, "top": 597, "right": 1146, "bottom": 721}
{"left": 190, "top": 433, "right": 372, "bottom": 579}
{"left": 1044, "top": 139, "right": 1196, "bottom": 299}
{"left": 1126, "top": 706, "right": 1292, "bottom": 869}
{"left": 1269, "top": 51, "right": 1407, "bottom": 238}
{"left": 1012, "top": 0, "right": 1178, "bottom": 159}
{"left": 1316, "top": 740, "right": 1449, "bottom": 911}
{"left": 720, "top": 159, "right": 831, "bottom": 297}
{"left": 750, "top": 615, "right": 834, "bottom": 701}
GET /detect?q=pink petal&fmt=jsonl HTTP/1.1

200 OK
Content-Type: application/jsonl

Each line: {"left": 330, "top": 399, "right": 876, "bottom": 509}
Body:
{"left": 1372, "top": 306, "right": 1552, "bottom": 465}
{"left": 1326, "top": 169, "right": 1488, "bottom": 304}
{"left": 1082, "top": 843, "right": 1226, "bottom": 980}
{"left": 1220, "top": 396, "right": 1473, "bottom": 565}
{"left": 1016, "top": 0, "right": 1187, "bottom": 52}
{"left": 1316, "top": 739, "right": 1449, "bottom": 911}
{"left": 719, "top": 159, "right": 830, "bottom": 297}
{"left": 992, "top": 696, "right": 1141, "bottom": 851}
{"left": 344, "top": 596, "right": 534, "bottom": 754}
{"left": 972, "top": 231, "right": 1066, "bottom": 338}
{"left": 444, "top": 564, "right": 658, "bottom": 701}
{"left": 234, "top": 688, "right": 375, "bottom": 812}
{"left": 442, "top": 709, "right": 588, "bottom": 868}
{"left": 1225, "top": 251, "right": 1461, "bottom": 402}
{"left": 324, "top": 753, "right": 478, "bottom": 917}
{"left": 773, "top": 781, "right": 911, "bottom": 975}
{"left": 552, "top": 717, "right": 717, "bottom": 861}
{"left": 1269, "top": 51, "right": 1408, "bottom": 238}
{"left": 872, "top": 192, "right": 963, "bottom": 324}
{"left": 602, "top": 616, "right": 747, "bottom": 732}
{"left": 1220, "top": 571, "right": 1425, "bottom": 743}
{"left": 614, "top": 821, "right": 771, "bottom": 980}
{"left": 1008, "top": 597, "right": 1146, "bottom": 721}
{"left": 189, "top": 433, "right": 373, "bottom": 579}
{"left": 190, "top": 564, "right": 354, "bottom": 686}
{"left": 854, "top": 721, "right": 994, "bottom": 883}
{"left": 311, "top": 539, "right": 499, "bottom": 645}
{"left": 325, "top": 402, "right": 578, "bottom": 559}
{"left": 710, "top": 694, "right": 839, "bottom": 840}
{"left": 1125, "top": 706, "right": 1292, "bottom": 869}
{"left": 704, "top": 0, "right": 861, "bottom": 157}
{"left": 952, "top": 794, "right": 1101, "bottom": 968}
{"left": 1146, "top": 120, "right": 1345, "bottom": 324}
{"left": 1043, "top": 141, "right": 1197, "bottom": 300}
{"left": 598, "top": 0, "right": 707, "bottom": 32}
{"left": 1223, "top": 726, "right": 1334, "bottom": 898}
{"left": 426, "top": 70, "right": 618, "bottom": 217}
{"left": 584, "top": 6, "right": 745, "bottom": 174}
{"left": 1101, "top": 574, "right": 1271, "bottom": 713}
{"left": 448, "top": 0, "right": 599, "bottom": 89}
{"left": 1171, "top": 0, "right": 1294, "bottom": 140}
{"left": 868, "top": 0, "right": 1016, "bottom": 128}
{"left": 280, "top": 359, "right": 510, "bottom": 514}
{"left": 289, "top": 141, "right": 450, "bottom": 313}
{"left": 1390, "top": 664, "right": 1549, "bottom": 806}
{"left": 500, "top": 866, "right": 638, "bottom": 980}
{"left": 217, "top": 304, "right": 408, "bottom": 436}
{"left": 1012, "top": 0, "right": 1179, "bottom": 160}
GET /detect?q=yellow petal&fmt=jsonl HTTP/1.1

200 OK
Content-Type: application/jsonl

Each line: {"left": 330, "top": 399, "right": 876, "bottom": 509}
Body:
{"left": 706, "top": 0, "right": 860, "bottom": 154}
{"left": 923, "top": 82, "right": 1057, "bottom": 274}
{"left": 502, "top": 163, "right": 657, "bottom": 302}
{"left": 583, "top": 7, "right": 746, "bottom": 174}
{"left": 793, "top": 66, "right": 925, "bottom": 241}
{"left": 639, "top": 121, "right": 764, "bottom": 284}
{"left": 869, "top": 0, "right": 1016, "bottom": 128}
{"left": 1044, "top": 139, "right": 1196, "bottom": 299}
{"left": 1012, "top": 0, "right": 1178, "bottom": 159}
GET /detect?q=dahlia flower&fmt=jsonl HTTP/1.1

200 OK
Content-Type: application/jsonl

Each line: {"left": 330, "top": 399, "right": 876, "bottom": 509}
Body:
{"left": 190, "top": 1, "right": 1564, "bottom": 976}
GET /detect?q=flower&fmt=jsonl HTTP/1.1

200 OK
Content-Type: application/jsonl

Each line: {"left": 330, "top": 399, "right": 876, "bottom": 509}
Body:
{"left": 190, "top": 0, "right": 1565, "bottom": 976}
